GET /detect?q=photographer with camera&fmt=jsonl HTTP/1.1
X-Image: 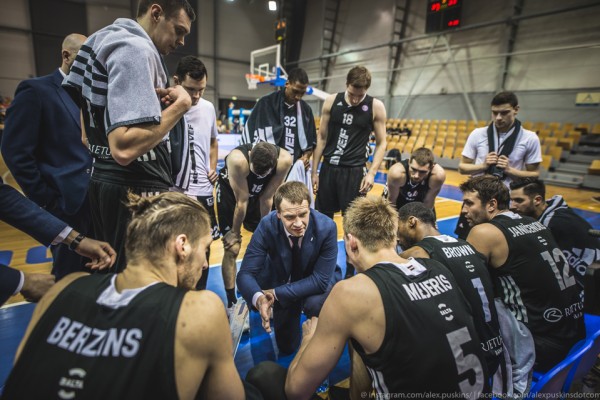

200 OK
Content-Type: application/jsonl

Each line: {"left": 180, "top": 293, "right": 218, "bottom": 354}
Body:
{"left": 455, "top": 91, "right": 542, "bottom": 239}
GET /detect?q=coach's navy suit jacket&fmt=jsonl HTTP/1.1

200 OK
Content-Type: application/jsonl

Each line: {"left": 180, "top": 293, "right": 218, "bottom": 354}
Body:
{"left": 0, "top": 177, "right": 67, "bottom": 305}
{"left": 1, "top": 69, "right": 91, "bottom": 215}
{"left": 237, "top": 209, "right": 338, "bottom": 308}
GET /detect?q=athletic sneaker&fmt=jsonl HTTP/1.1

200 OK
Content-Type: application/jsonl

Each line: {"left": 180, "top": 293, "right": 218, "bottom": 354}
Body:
{"left": 227, "top": 301, "right": 250, "bottom": 333}
{"left": 228, "top": 300, "right": 250, "bottom": 357}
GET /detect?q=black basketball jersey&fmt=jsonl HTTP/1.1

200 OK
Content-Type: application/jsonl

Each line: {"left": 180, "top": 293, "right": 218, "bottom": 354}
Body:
{"left": 282, "top": 102, "right": 302, "bottom": 160}
{"left": 418, "top": 235, "right": 503, "bottom": 375}
{"left": 3, "top": 274, "right": 186, "bottom": 399}
{"left": 84, "top": 103, "right": 172, "bottom": 189}
{"left": 352, "top": 258, "right": 489, "bottom": 396}
{"left": 323, "top": 92, "right": 374, "bottom": 167}
{"left": 540, "top": 195, "right": 600, "bottom": 288}
{"left": 395, "top": 159, "right": 432, "bottom": 209}
{"left": 489, "top": 212, "right": 585, "bottom": 345}
{"left": 218, "top": 143, "right": 279, "bottom": 198}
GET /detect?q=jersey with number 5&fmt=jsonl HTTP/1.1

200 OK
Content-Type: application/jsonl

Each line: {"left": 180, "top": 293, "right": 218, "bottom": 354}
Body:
{"left": 351, "top": 259, "right": 490, "bottom": 396}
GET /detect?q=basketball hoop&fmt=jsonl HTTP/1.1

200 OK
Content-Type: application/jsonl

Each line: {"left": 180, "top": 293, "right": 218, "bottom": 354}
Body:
{"left": 245, "top": 73, "right": 265, "bottom": 90}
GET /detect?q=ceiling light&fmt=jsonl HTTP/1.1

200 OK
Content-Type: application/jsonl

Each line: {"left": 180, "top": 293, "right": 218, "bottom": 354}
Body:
{"left": 268, "top": 1, "right": 277, "bottom": 11}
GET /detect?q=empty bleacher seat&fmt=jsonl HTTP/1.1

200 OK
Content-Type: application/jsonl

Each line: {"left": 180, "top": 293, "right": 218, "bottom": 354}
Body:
{"left": 546, "top": 146, "right": 563, "bottom": 161}
{"left": 539, "top": 130, "right": 553, "bottom": 141}
{"left": 543, "top": 137, "right": 559, "bottom": 148}
{"left": 576, "top": 123, "right": 591, "bottom": 134}
{"left": 588, "top": 160, "right": 600, "bottom": 175}
{"left": 541, "top": 155, "right": 553, "bottom": 171}
{"left": 557, "top": 137, "right": 575, "bottom": 152}
{"left": 548, "top": 122, "right": 562, "bottom": 132}
{"left": 442, "top": 146, "right": 455, "bottom": 159}
{"left": 564, "top": 130, "right": 582, "bottom": 145}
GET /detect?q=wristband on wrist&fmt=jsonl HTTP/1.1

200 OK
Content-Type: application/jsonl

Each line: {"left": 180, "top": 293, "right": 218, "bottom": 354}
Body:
{"left": 68, "top": 233, "right": 86, "bottom": 251}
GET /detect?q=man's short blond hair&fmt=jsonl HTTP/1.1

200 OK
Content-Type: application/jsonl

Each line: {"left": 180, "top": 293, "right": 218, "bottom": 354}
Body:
{"left": 343, "top": 196, "right": 398, "bottom": 252}
{"left": 125, "top": 191, "right": 210, "bottom": 263}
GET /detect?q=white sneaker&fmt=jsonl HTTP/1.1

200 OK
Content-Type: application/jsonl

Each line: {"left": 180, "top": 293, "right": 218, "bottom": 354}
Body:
{"left": 227, "top": 301, "right": 250, "bottom": 333}
{"left": 242, "top": 315, "right": 250, "bottom": 333}
{"left": 226, "top": 304, "right": 235, "bottom": 321}
{"left": 228, "top": 300, "right": 249, "bottom": 357}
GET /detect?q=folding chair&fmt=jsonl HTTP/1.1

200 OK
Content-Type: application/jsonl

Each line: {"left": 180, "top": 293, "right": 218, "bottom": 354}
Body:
{"left": 563, "top": 328, "right": 600, "bottom": 392}
{"left": 584, "top": 313, "right": 600, "bottom": 338}
{"left": 526, "top": 339, "right": 593, "bottom": 399}
{"left": 561, "top": 314, "right": 600, "bottom": 392}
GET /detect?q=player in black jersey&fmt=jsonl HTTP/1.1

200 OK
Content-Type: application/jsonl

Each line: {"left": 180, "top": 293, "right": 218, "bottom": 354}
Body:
{"left": 395, "top": 201, "right": 532, "bottom": 395}
{"left": 510, "top": 177, "right": 600, "bottom": 290}
{"left": 311, "top": 66, "right": 387, "bottom": 278}
{"left": 312, "top": 66, "right": 387, "bottom": 214}
{"left": 247, "top": 196, "right": 489, "bottom": 399}
{"left": 2, "top": 192, "right": 253, "bottom": 399}
{"left": 460, "top": 175, "right": 585, "bottom": 372}
{"left": 384, "top": 147, "right": 446, "bottom": 211}
{"left": 242, "top": 67, "right": 316, "bottom": 167}
{"left": 396, "top": 202, "right": 502, "bottom": 372}
{"left": 216, "top": 141, "right": 292, "bottom": 308}
{"left": 63, "top": 0, "right": 197, "bottom": 272}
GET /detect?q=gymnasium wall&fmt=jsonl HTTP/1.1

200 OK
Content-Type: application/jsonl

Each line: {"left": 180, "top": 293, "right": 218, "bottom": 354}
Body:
{"left": 1, "top": 0, "right": 599, "bottom": 124}
{"left": 298, "top": 0, "right": 600, "bottom": 124}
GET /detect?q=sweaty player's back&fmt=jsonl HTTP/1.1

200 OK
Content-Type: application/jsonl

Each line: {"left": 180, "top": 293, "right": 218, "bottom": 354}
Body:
{"left": 418, "top": 235, "right": 503, "bottom": 375}
{"left": 352, "top": 258, "right": 490, "bottom": 396}
{"left": 3, "top": 274, "right": 185, "bottom": 399}
{"left": 489, "top": 213, "right": 585, "bottom": 348}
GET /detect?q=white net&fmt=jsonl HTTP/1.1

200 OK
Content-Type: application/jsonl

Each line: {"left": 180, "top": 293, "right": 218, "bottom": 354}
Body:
{"left": 245, "top": 74, "right": 259, "bottom": 90}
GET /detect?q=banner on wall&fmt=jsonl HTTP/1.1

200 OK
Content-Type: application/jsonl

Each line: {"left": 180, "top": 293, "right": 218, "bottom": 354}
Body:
{"left": 575, "top": 93, "right": 600, "bottom": 107}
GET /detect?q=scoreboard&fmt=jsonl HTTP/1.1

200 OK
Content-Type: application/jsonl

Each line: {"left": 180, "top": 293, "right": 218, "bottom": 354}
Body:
{"left": 426, "top": 0, "right": 462, "bottom": 33}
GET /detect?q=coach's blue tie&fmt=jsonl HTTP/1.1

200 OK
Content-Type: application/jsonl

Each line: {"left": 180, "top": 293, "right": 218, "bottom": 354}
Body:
{"left": 289, "top": 236, "right": 302, "bottom": 282}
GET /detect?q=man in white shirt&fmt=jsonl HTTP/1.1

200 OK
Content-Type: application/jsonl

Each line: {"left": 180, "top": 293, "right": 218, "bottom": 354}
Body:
{"left": 172, "top": 56, "right": 219, "bottom": 289}
{"left": 455, "top": 91, "right": 542, "bottom": 238}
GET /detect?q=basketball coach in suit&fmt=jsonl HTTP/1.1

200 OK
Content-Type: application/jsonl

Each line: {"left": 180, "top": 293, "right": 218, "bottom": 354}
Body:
{"left": 237, "top": 181, "right": 341, "bottom": 355}
{"left": 1, "top": 33, "right": 92, "bottom": 279}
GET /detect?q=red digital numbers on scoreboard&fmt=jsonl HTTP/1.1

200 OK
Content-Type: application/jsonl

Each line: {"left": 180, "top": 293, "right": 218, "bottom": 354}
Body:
{"left": 426, "top": 0, "right": 461, "bottom": 33}
{"left": 431, "top": 0, "right": 458, "bottom": 12}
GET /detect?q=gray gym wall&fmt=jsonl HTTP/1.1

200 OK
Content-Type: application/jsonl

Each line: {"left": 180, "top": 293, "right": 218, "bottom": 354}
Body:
{"left": 1, "top": 0, "right": 599, "bottom": 124}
